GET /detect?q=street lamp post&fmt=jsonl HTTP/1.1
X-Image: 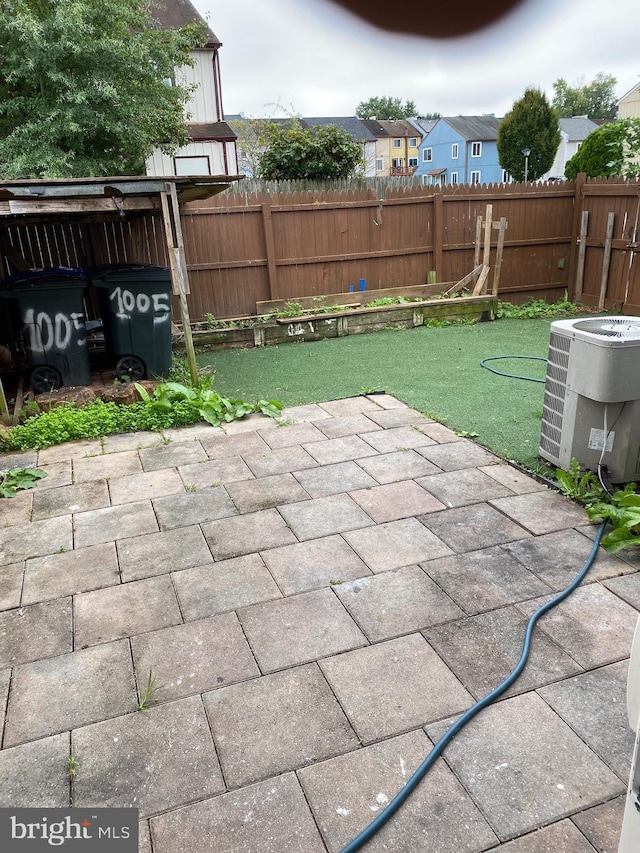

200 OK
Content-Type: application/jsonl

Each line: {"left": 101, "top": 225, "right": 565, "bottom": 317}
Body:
{"left": 522, "top": 147, "right": 531, "bottom": 183}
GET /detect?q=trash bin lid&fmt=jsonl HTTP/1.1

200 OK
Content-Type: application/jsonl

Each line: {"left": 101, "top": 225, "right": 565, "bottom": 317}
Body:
{"left": 2, "top": 267, "right": 88, "bottom": 291}
{"left": 89, "top": 263, "right": 171, "bottom": 285}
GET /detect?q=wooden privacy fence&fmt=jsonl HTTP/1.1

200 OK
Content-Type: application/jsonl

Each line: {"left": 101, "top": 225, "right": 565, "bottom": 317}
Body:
{"left": 1, "top": 177, "right": 639, "bottom": 323}
{"left": 180, "top": 180, "right": 578, "bottom": 320}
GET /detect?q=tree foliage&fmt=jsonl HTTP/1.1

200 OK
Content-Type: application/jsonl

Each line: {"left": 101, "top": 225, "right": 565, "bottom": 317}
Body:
{"left": 256, "top": 121, "right": 363, "bottom": 180}
{"left": 228, "top": 117, "right": 270, "bottom": 177}
{"left": 552, "top": 73, "right": 618, "bottom": 120}
{"left": 0, "top": 0, "right": 207, "bottom": 178}
{"left": 355, "top": 96, "right": 417, "bottom": 120}
{"left": 497, "top": 88, "right": 561, "bottom": 181}
{"left": 564, "top": 119, "right": 640, "bottom": 180}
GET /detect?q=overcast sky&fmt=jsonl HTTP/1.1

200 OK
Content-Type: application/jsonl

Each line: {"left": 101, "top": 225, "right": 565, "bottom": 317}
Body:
{"left": 191, "top": 0, "right": 639, "bottom": 120}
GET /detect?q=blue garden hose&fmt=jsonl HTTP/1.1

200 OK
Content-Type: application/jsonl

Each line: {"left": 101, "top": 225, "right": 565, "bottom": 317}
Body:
{"left": 339, "top": 521, "right": 606, "bottom": 853}
{"left": 480, "top": 355, "right": 547, "bottom": 383}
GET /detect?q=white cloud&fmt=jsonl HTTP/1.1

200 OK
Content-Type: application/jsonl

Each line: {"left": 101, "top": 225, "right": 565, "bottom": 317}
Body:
{"left": 195, "top": 0, "right": 639, "bottom": 118}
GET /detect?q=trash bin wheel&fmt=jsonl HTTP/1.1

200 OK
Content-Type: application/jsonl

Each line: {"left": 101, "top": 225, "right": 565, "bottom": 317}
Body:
{"left": 31, "top": 365, "right": 62, "bottom": 393}
{"left": 116, "top": 355, "right": 146, "bottom": 381}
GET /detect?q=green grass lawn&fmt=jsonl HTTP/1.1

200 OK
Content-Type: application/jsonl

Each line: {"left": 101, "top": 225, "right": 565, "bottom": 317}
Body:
{"left": 196, "top": 316, "right": 583, "bottom": 473}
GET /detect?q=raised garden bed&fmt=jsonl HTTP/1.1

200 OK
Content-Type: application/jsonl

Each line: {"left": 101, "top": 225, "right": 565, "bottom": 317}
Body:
{"left": 174, "top": 282, "right": 498, "bottom": 354}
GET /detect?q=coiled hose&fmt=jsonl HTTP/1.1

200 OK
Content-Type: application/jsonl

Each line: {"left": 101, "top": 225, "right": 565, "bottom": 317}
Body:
{"left": 339, "top": 521, "right": 606, "bottom": 853}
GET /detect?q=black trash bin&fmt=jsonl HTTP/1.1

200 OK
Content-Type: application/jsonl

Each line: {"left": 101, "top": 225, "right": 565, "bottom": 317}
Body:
{"left": 90, "top": 264, "right": 173, "bottom": 381}
{"left": 0, "top": 269, "right": 91, "bottom": 392}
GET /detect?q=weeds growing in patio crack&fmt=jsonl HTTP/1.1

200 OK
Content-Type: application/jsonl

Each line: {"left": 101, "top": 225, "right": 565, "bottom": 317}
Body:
{"left": 136, "top": 667, "right": 162, "bottom": 711}
{"left": 67, "top": 755, "right": 80, "bottom": 781}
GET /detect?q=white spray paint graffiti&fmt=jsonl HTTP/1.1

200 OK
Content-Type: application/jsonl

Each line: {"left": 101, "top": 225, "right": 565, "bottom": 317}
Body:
{"left": 23, "top": 308, "right": 86, "bottom": 353}
{"left": 109, "top": 286, "right": 170, "bottom": 322}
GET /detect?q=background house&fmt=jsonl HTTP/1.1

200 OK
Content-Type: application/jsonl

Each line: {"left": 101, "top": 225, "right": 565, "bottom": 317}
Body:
{"left": 302, "top": 117, "right": 379, "bottom": 177}
{"left": 414, "top": 116, "right": 503, "bottom": 185}
{"left": 146, "top": 0, "right": 238, "bottom": 177}
{"left": 541, "top": 117, "right": 600, "bottom": 179}
{"left": 360, "top": 120, "right": 423, "bottom": 176}
{"left": 618, "top": 82, "right": 640, "bottom": 118}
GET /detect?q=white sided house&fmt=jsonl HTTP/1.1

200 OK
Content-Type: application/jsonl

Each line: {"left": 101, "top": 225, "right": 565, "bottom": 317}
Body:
{"left": 146, "top": 0, "right": 238, "bottom": 177}
{"left": 541, "top": 117, "right": 600, "bottom": 180}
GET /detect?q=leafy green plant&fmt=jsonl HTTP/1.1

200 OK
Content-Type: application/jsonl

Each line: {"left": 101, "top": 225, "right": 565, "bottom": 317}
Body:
{"left": 496, "top": 296, "right": 580, "bottom": 319}
{"left": 0, "top": 379, "right": 283, "bottom": 452}
{"left": 136, "top": 667, "right": 162, "bottom": 711}
{"left": 67, "top": 755, "right": 80, "bottom": 781}
{"left": 274, "top": 301, "right": 304, "bottom": 318}
{"left": 0, "top": 467, "right": 47, "bottom": 497}
{"left": 587, "top": 484, "right": 640, "bottom": 553}
{"left": 555, "top": 458, "right": 606, "bottom": 504}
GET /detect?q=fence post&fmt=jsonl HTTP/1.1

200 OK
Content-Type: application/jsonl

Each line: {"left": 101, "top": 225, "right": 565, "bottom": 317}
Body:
{"left": 261, "top": 201, "right": 280, "bottom": 301}
{"left": 566, "top": 172, "right": 586, "bottom": 301}
{"left": 433, "top": 192, "right": 443, "bottom": 282}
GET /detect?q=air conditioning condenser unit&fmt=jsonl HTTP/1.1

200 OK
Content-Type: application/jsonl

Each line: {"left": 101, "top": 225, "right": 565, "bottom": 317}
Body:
{"left": 539, "top": 317, "right": 640, "bottom": 482}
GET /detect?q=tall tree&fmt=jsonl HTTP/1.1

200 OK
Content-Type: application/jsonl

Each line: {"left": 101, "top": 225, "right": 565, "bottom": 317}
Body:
{"left": 356, "top": 96, "right": 417, "bottom": 120}
{"left": 565, "top": 118, "right": 640, "bottom": 179}
{"left": 257, "top": 121, "right": 362, "bottom": 180}
{"left": 552, "top": 73, "right": 618, "bottom": 119}
{"left": 497, "top": 88, "right": 561, "bottom": 181}
{"left": 0, "top": 0, "right": 206, "bottom": 178}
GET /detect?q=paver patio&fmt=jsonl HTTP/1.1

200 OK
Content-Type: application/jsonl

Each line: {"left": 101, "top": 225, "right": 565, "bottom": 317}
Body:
{"left": 0, "top": 393, "right": 636, "bottom": 853}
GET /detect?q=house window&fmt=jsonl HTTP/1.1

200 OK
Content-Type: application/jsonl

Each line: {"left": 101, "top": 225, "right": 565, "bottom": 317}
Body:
{"left": 408, "top": 157, "right": 418, "bottom": 167}
{"left": 502, "top": 169, "right": 510, "bottom": 183}
{"left": 174, "top": 155, "right": 211, "bottom": 176}
{"left": 376, "top": 158, "right": 384, "bottom": 172}
{"left": 450, "top": 172, "right": 458, "bottom": 185}
{"left": 409, "top": 137, "right": 418, "bottom": 147}
{"left": 471, "top": 141, "right": 482, "bottom": 157}
{"left": 451, "top": 143, "right": 459, "bottom": 159}
{"left": 423, "top": 147, "right": 433, "bottom": 162}
{"left": 392, "top": 158, "right": 404, "bottom": 168}
{"left": 393, "top": 138, "right": 402, "bottom": 148}
{"left": 470, "top": 170, "right": 481, "bottom": 184}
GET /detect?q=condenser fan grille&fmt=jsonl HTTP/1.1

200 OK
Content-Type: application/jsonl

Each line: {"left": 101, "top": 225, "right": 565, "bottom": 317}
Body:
{"left": 573, "top": 317, "right": 640, "bottom": 338}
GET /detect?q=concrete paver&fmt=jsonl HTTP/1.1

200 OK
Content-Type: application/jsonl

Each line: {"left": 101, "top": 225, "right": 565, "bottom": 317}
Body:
{"left": 150, "top": 773, "right": 327, "bottom": 853}
{"left": 424, "top": 606, "right": 583, "bottom": 700}
{"left": 516, "top": 583, "right": 639, "bottom": 669}
{"left": 237, "top": 588, "right": 367, "bottom": 672}
{"left": 278, "top": 493, "right": 375, "bottom": 540}
{"left": 116, "top": 525, "right": 212, "bottom": 582}
{"left": 74, "top": 575, "right": 182, "bottom": 648}
{"left": 421, "top": 545, "right": 552, "bottom": 615}
{"left": 152, "top": 486, "right": 237, "bottom": 530}
{"left": 172, "top": 554, "right": 282, "bottom": 621}
{"left": 31, "top": 479, "right": 110, "bottom": 519}
{"left": 73, "top": 500, "right": 157, "bottom": 547}
{"left": 293, "top": 460, "right": 378, "bottom": 497}
{"left": 426, "top": 692, "right": 624, "bottom": 842}
{"left": 0, "top": 598, "right": 72, "bottom": 666}
{"left": 319, "top": 633, "right": 473, "bottom": 744}
{"left": 0, "top": 733, "right": 70, "bottom": 808}
{"left": 537, "top": 661, "right": 634, "bottom": 780}
{"left": 259, "top": 535, "right": 371, "bottom": 594}
{"left": 0, "top": 393, "right": 637, "bottom": 853}
{"left": 22, "top": 542, "right": 119, "bottom": 603}
{"left": 203, "top": 664, "right": 359, "bottom": 788}
{"left": 131, "top": 612, "right": 260, "bottom": 702}
{"left": 0, "top": 561, "right": 24, "bottom": 610}
{"left": 334, "top": 565, "right": 464, "bottom": 641}
{"left": 298, "top": 729, "right": 498, "bottom": 853}
{"left": 5, "top": 640, "right": 135, "bottom": 746}
{"left": 72, "top": 695, "right": 224, "bottom": 817}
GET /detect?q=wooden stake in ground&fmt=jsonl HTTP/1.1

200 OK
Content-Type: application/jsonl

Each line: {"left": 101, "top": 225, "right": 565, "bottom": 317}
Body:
{"left": 598, "top": 211, "right": 615, "bottom": 310}
{"left": 161, "top": 182, "right": 198, "bottom": 386}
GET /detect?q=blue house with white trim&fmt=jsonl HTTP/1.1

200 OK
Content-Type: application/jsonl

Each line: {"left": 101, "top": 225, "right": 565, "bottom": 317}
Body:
{"left": 415, "top": 116, "right": 504, "bottom": 185}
